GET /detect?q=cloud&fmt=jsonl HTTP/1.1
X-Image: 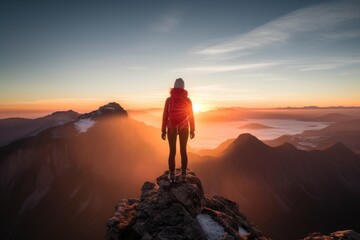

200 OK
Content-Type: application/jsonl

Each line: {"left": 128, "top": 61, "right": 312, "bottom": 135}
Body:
{"left": 294, "top": 63, "right": 340, "bottom": 71}
{"left": 177, "top": 62, "right": 277, "bottom": 73}
{"left": 197, "top": 0, "right": 360, "bottom": 55}
{"left": 318, "top": 29, "right": 360, "bottom": 40}
{"left": 118, "top": 92, "right": 168, "bottom": 103}
{"left": 288, "top": 57, "right": 360, "bottom": 71}
{"left": 188, "top": 84, "right": 253, "bottom": 93}
{"left": 234, "top": 73, "right": 287, "bottom": 82}
{"left": 151, "top": 13, "right": 180, "bottom": 32}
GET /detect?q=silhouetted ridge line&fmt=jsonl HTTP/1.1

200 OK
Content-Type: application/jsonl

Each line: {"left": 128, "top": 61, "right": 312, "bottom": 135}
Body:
{"left": 323, "top": 142, "right": 352, "bottom": 152}
{"left": 49, "top": 110, "right": 79, "bottom": 117}
{"left": 322, "top": 141, "right": 360, "bottom": 162}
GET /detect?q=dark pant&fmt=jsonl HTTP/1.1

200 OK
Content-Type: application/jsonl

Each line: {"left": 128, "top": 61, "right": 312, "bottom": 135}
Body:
{"left": 167, "top": 128, "right": 189, "bottom": 174}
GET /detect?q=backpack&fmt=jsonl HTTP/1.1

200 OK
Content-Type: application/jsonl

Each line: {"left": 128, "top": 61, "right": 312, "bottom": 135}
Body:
{"left": 168, "top": 96, "right": 190, "bottom": 128}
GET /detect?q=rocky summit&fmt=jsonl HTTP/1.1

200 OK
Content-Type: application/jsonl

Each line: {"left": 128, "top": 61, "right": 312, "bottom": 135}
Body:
{"left": 106, "top": 170, "right": 268, "bottom": 240}
{"left": 79, "top": 102, "right": 128, "bottom": 120}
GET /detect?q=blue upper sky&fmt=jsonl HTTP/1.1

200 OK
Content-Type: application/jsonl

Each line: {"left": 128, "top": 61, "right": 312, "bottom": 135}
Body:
{"left": 0, "top": 0, "right": 359, "bottom": 112}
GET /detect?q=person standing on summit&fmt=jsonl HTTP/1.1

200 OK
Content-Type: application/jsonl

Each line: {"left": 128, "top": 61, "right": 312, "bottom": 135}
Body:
{"left": 161, "top": 78, "right": 195, "bottom": 182}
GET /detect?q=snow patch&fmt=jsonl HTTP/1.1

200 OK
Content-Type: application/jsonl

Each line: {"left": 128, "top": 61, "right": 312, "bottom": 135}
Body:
{"left": 102, "top": 106, "right": 115, "bottom": 111}
{"left": 196, "top": 214, "right": 225, "bottom": 240}
{"left": 238, "top": 226, "right": 250, "bottom": 237}
{"left": 75, "top": 118, "right": 95, "bottom": 133}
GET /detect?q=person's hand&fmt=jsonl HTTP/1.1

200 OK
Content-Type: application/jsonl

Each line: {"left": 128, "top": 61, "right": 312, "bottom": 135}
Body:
{"left": 161, "top": 132, "right": 166, "bottom": 140}
{"left": 190, "top": 131, "right": 195, "bottom": 139}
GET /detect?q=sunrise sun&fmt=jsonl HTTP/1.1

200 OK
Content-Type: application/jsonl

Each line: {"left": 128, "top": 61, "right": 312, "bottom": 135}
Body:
{"left": 193, "top": 104, "right": 202, "bottom": 113}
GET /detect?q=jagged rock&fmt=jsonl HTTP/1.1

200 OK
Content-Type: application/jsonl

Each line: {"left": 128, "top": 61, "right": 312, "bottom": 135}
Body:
{"left": 303, "top": 230, "right": 360, "bottom": 240}
{"left": 106, "top": 170, "right": 268, "bottom": 240}
{"left": 106, "top": 199, "right": 140, "bottom": 240}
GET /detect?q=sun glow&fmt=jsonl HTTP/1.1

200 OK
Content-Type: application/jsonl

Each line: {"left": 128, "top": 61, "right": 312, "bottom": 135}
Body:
{"left": 193, "top": 104, "right": 202, "bottom": 113}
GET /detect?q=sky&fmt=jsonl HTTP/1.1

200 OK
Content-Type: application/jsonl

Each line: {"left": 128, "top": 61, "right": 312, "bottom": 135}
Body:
{"left": 0, "top": 0, "right": 360, "bottom": 116}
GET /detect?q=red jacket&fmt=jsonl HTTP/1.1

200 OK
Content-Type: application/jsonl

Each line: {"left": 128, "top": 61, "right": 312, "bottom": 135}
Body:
{"left": 162, "top": 88, "right": 195, "bottom": 133}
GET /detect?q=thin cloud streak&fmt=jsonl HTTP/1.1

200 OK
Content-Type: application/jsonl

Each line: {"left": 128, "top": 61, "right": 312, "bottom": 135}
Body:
{"left": 0, "top": 98, "right": 117, "bottom": 112}
{"left": 296, "top": 64, "right": 340, "bottom": 71}
{"left": 0, "top": 98, "right": 112, "bottom": 105}
{"left": 197, "top": 0, "right": 360, "bottom": 55}
{"left": 192, "top": 93, "right": 266, "bottom": 103}
{"left": 232, "top": 73, "right": 286, "bottom": 82}
{"left": 188, "top": 84, "right": 253, "bottom": 93}
{"left": 178, "top": 62, "right": 276, "bottom": 73}
{"left": 288, "top": 57, "right": 360, "bottom": 71}
{"left": 119, "top": 93, "right": 168, "bottom": 101}
{"left": 319, "top": 29, "right": 360, "bottom": 40}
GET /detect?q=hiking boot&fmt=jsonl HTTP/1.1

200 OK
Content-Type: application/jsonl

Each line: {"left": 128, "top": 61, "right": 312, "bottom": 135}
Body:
{"left": 180, "top": 170, "right": 187, "bottom": 182}
{"left": 168, "top": 172, "right": 176, "bottom": 183}
{"left": 180, "top": 174, "right": 187, "bottom": 182}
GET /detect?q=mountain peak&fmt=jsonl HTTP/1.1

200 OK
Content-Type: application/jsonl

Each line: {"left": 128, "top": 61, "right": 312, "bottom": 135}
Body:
{"left": 106, "top": 170, "right": 267, "bottom": 240}
{"left": 234, "top": 133, "right": 265, "bottom": 146}
{"left": 224, "top": 133, "right": 269, "bottom": 156}
{"left": 322, "top": 142, "right": 358, "bottom": 159}
{"left": 79, "top": 102, "right": 128, "bottom": 120}
{"left": 325, "top": 141, "right": 348, "bottom": 151}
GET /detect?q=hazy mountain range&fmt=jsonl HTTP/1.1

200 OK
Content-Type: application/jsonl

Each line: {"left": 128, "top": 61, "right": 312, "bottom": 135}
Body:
{"left": 0, "top": 110, "right": 79, "bottom": 147}
{"left": 1, "top": 103, "right": 360, "bottom": 240}
{"left": 265, "top": 119, "right": 360, "bottom": 154}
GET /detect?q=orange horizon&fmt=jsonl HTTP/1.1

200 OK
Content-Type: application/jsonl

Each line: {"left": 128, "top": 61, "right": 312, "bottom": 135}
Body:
{"left": 1, "top": 100, "right": 360, "bottom": 119}
{"left": 1, "top": 100, "right": 360, "bottom": 111}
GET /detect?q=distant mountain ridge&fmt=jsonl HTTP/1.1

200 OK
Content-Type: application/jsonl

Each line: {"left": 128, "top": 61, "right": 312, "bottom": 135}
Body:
{"left": 265, "top": 119, "right": 360, "bottom": 153}
{"left": 0, "top": 110, "right": 79, "bottom": 147}
{"left": 300, "top": 113, "right": 357, "bottom": 122}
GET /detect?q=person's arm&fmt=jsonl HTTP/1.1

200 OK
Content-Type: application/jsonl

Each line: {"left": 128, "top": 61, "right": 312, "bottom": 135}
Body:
{"left": 161, "top": 98, "right": 170, "bottom": 137}
{"left": 188, "top": 99, "right": 195, "bottom": 139}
